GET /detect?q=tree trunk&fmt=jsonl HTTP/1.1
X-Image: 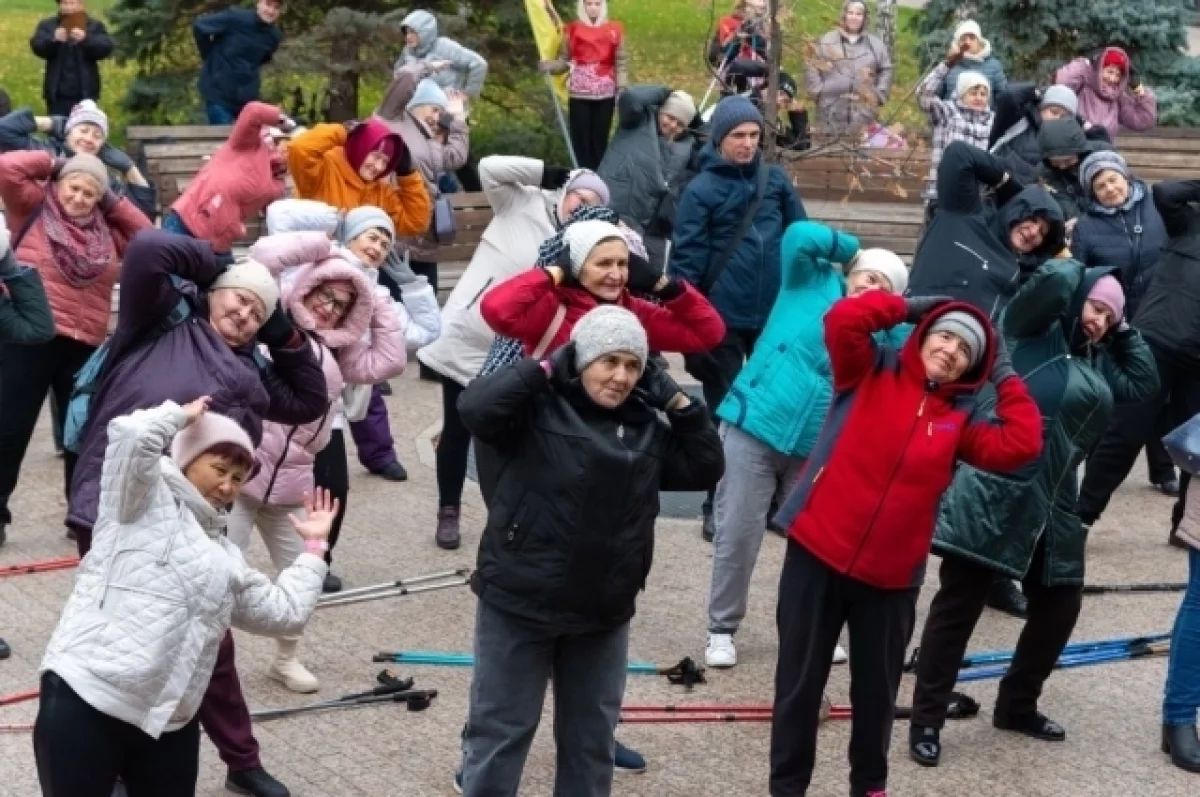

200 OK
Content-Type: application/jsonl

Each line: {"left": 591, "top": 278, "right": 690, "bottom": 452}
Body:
{"left": 876, "top": 0, "right": 897, "bottom": 65}
{"left": 763, "top": 0, "right": 783, "bottom": 161}
{"left": 327, "top": 35, "right": 361, "bottom": 122}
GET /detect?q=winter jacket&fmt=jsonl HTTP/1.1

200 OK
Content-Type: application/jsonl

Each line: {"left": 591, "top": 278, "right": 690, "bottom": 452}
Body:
{"left": 0, "top": 266, "right": 55, "bottom": 345}
{"left": 990, "top": 84, "right": 1113, "bottom": 188}
{"left": 716, "top": 222, "right": 911, "bottom": 459}
{"left": 1071, "top": 180, "right": 1166, "bottom": 319}
{"left": 171, "top": 102, "right": 287, "bottom": 253}
{"left": 44, "top": 402, "right": 325, "bottom": 739}
{"left": 805, "top": 3, "right": 892, "bottom": 136}
{"left": 241, "top": 233, "right": 406, "bottom": 506}
{"left": 939, "top": 42, "right": 1007, "bottom": 107}
{"left": 0, "top": 108, "right": 157, "bottom": 219}
{"left": 668, "top": 146, "right": 806, "bottom": 331}
{"left": 460, "top": 357, "right": 724, "bottom": 631}
{"left": 908, "top": 142, "right": 1066, "bottom": 320}
{"left": 1055, "top": 51, "right": 1157, "bottom": 143}
{"left": 287, "top": 123, "right": 433, "bottom": 240}
{"left": 1131, "top": 180, "right": 1200, "bottom": 362}
{"left": 546, "top": 11, "right": 628, "bottom": 100}
{"left": 417, "top": 156, "right": 564, "bottom": 386}
{"left": 773, "top": 292, "right": 1043, "bottom": 590}
{"left": 30, "top": 14, "right": 113, "bottom": 106}
{"left": 394, "top": 11, "right": 488, "bottom": 98}
{"left": 1036, "top": 117, "right": 1112, "bottom": 223}
{"left": 66, "top": 230, "right": 329, "bottom": 536}
{"left": 0, "top": 149, "right": 151, "bottom": 347}
{"left": 917, "top": 63, "right": 994, "bottom": 201}
{"left": 935, "top": 261, "right": 1158, "bottom": 585}
{"left": 193, "top": 7, "right": 282, "bottom": 112}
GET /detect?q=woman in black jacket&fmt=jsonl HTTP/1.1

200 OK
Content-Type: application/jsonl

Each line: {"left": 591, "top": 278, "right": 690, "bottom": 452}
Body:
{"left": 457, "top": 305, "right": 724, "bottom": 797}
{"left": 30, "top": 0, "right": 114, "bottom": 116}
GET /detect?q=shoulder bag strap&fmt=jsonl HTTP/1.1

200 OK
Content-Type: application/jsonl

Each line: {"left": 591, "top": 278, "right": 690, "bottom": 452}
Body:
{"left": 530, "top": 303, "right": 568, "bottom": 359}
{"left": 700, "top": 162, "right": 770, "bottom": 296}
{"left": 10, "top": 203, "right": 44, "bottom": 251}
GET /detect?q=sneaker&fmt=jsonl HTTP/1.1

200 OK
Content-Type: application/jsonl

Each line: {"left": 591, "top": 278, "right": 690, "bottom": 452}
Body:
{"left": 614, "top": 741, "right": 646, "bottom": 773}
{"left": 705, "top": 633, "right": 737, "bottom": 668}
{"left": 373, "top": 461, "right": 408, "bottom": 482}
{"left": 833, "top": 644, "right": 848, "bottom": 664}
{"left": 453, "top": 770, "right": 463, "bottom": 794}
{"left": 322, "top": 572, "right": 343, "bottom": 593}
{"left": 268, "top": 654, "right": 319, "bottom": 693}
{"left": 701, "top": 511, "right": 715, "bottom": 542}
{"left": 436, "top": 506, "right": 461, "bottom": 550}
{"left": 225, "top": 766, "right": 290, "bottom": 797}
{"left": 909, "top": 724, "right": 941, "bottom": 767}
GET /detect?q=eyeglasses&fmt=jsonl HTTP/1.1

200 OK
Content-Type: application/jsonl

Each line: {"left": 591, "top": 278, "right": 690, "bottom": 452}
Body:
{"left": 314, "top": 288, "right": 352, "bottom": 316}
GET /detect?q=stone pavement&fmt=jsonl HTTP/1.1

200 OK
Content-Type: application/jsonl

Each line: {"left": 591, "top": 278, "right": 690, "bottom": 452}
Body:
{"left": 1, "top": 360, "right": 1197, "bottom": 796}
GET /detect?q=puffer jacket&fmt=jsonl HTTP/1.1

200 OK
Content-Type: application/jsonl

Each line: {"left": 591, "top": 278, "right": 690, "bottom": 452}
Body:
{"left": 393, "top": 10, "right": 488, "bottom": 98}
{"left": 461, "top": 358, "right": 724, "bottom": 632}
{"left": 805, "top": 0, "right": 892, "bottom": 135}
{"left": 935, "top": 261, "right": 1158, "bottom": 585}
{"left": 990, "top": 84, "right": 1113, "bottom": 188}
{"left": 43, "top": 402, "right": 325, "bottom": 739}
{"left": 1133, "top": 181, "right": 1200, "bottom": 362}
{"left": 917, "top": 63, "right": 994, "bottom": 201}
{"left": 1055, "top": 50, "right": 1157, "bottom": 142}
{"left": 30, "top": 13, "right": 113, "bottom": 106}
{"left": 240, "top": 233, "right": 407, "bottom": 506}
{"left": 194, "top": 7, "right": 282, "bottom": 112}
{"left": 668, "top": 146, "right": 807, "bottom": 331}
{"left": 0, "top": 266, "right": 56, "bottom": 345}
{"left": 940, "top": 39, "right": 1007, "bottom": 106}
{"left": 0, "top": 149, "right": 151, "bottom": 346}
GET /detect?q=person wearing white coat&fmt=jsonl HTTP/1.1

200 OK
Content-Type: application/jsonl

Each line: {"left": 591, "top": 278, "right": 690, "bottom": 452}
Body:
{"left": 35, "top": 398, "right": 332, "bottom": 796}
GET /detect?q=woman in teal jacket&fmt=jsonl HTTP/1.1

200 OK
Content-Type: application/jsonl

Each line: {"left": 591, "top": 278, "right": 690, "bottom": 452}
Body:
{"left": 703, "top": 220, "right": 911, "bottom": 669}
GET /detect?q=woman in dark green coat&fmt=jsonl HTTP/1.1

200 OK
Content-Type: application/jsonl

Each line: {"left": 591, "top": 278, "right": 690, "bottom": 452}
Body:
{"left": 907, "top": 258, "right": 1159, "bottom": 766}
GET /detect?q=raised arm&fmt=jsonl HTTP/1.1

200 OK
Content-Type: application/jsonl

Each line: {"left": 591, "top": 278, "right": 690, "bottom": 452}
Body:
{"left": 1000, "top": 258, "right": 1081, "bottom": 340}
{"left": 1118, "top": 87, "right": 1157, "bottom": 132}
{"left": 629, "top": 282, "right": 727, "bottom": 353}
{"left": 287, "top": 124, "right": 346, "bottom": 199}
{"left": 229, "top": 550, "right": 325, "bottom": 637}
{"left": 617, "top": 86, "right": 670, "bottom": 129}
{"left": 936, "top": 141, "right": 1010, "bottom": 216}
{"left": 30, "top": 18, "right": 60, "bottom": 60}
{"left": 228, "top": 101, "right": 282, "bottom": 151}
{"left": 990, "top": 83, "right": 1039, "bottom": 149}
{"left": 1101, "top": 324, "right": 1160, "bottom": 405}
{"left": 113, "top": 230, "right": 222, "bottom": 346}
{"left": 100, "top": 402, "right": 188, "bottom": 525}
{"left": 375, "top": 62, "right": 432, "bottom": 121}
{"left": 81, "top": 19, "right": 114, "bottom": 60}
{"left": 248, "top": 231, "right": 334, "bottom": 275}
{"left": 336, "top": 293, "right": 408, "bottom": 384}
{"left": 440, "top": 38, "right": 489, "bottom": 98}
{"left": 0, "top": 150, "right": 52, "bottom": 222}
{"left": 265, "top": 199, "right": 341, "bottom": 236}
{"left": 459, "top": 357, "right": 546, "bottom": 445}
{"left": 479, "top": 269, "right": 561, "bottom": 347}
{"left": 258, "top": 338, "right": 330, "bottom": 427}
{"left": 917, "top": 63, "right": 956, "bottom": 126}
{"left": 780, "top": 221, "right": 859, "bottom": 292}
{"left": 0, "top": 108, "right": 43, "bottom": 153}
{"left": 103, "top": 195, "right": 155, "bottom": 256}
{"left": 377, "top": 171, "right": 434, "bottom": 238}
{"left": 823, "top": 290, "right": 906, "bottom": 392}
{"left": 956, "top": 374, "right": 1043, "bottom": 473}
{"left": 659, "top": 402, "right": 725, "bottom": 491}
{"left": 1152, "top": 180, "right": 1200, "bottom": 238}
{"left": 1054, "top": 58, "right": 1093, "bottom": 94}
{"left": 479, "top": 155, "right": 548, "bottom": 216}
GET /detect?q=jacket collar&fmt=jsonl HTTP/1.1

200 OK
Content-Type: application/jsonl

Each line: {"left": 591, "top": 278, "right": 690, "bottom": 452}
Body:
{"left": 900, "top": 301, "right": 994, "bottom": 398}
{"left": 161, "top": 460, "right": 227, "bottom": 539}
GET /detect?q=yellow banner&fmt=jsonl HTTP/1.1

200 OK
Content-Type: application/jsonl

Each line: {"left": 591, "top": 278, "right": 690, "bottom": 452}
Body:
{"left": 525, "top": 0, "right": 568, "bottom": 105}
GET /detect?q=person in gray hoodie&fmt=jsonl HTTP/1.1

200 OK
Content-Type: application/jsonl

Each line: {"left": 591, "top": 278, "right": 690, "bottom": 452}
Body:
{"left": 805, "top": 0, "right": 892, "bottom": 137}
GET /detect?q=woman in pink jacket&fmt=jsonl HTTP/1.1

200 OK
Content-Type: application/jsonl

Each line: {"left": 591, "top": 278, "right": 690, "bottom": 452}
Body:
{"left": 0, "top": 148, "right": 150, "bottom": 544}
{"left": 225, "top": 230, "right": 407, "bottom": 692}
{"left": 1055, "top": 47, "right": 1157, "bottom": 142}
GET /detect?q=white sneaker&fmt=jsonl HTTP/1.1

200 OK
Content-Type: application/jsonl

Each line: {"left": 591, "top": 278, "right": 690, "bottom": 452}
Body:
{"left": 268, "top": 656, "right": 320, "bottom": 693}
{"left": 833, "top": 644, "right": 848, "bottom": 664}
{"left": 705, "top": 633, "right": 738, "bottom": 668}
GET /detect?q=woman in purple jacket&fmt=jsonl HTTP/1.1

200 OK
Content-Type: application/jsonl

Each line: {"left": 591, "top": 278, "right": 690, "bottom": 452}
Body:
{"left": 65, "top": 228, "right": 327, "bottom": 797}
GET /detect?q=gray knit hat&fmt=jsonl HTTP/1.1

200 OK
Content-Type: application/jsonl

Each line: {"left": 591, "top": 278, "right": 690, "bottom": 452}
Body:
{"left": 927, "top": 310, "right": 986, "bottom": 371}
{"left": 1080, "top": 150, "right": 1130, "bottom": 194}
{"left": 571, "top": 305, "right": 648, "bottom": 375}
{"left": 341, "top": 205, "right": 396, "bottom": 244}
{"left": 709, "top": 95, "right": 763, "bottom": 147}
{"left": 1040, "top": 85, "right": 1078, "bottom": 116}
{"left": 58, "top": 152, "right": 109, "bottom": 191}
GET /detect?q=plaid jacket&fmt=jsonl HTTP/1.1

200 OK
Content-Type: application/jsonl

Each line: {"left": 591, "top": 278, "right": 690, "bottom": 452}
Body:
{"left": 918, "top": 63, "right": 994, "bottom": 202}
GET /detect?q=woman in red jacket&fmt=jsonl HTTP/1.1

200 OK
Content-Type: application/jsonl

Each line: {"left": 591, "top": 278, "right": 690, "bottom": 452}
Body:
{"left": 767, "top": 292, "right": 1043, "bottom": 797}
{"left": 480, "top": 219, "right": 724, "bottom": 359}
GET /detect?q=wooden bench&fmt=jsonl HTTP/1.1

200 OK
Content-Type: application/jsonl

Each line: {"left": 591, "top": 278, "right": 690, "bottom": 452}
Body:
{"left": 785, "top": 148, "right": 929, "bottom": 205}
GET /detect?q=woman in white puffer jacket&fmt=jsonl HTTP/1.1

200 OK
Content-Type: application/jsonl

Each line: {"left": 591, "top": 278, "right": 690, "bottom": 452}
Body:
{"left": 37, "top": 397, "right": 334, "bottom": 796}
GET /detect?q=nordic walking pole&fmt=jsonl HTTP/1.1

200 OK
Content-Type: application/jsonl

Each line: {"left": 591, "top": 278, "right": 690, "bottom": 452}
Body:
{"left": 372, "top": 650, "right": 661, "bottom": 673}
{"left": 317, "top": 568, "right": 470, "bottom": 604}
{"left": 1083, "top": 582, "right": 1186, "bottom": 594}
{"left": 250, "top": 677, "right": 415, "bottom": 720}
{"left": 545, "top": 74, "right": 578, "bottom": 169}
{"left": 315, "top": 576, "right": 471, "bottom": 609}
{"left": 906, "top": 631, "right": 1172, "bottom": 672}
{"left": 0, "top": 689, "right": 39, "bottom": 707}
{"left": 252, "top": 689, "right": 437, "bottom": 721}
{"left": 0, "top": 556, "right": 79, "bottom": 578}
{"left": 956, "top": 640, "right": 1170, "bottom": 683}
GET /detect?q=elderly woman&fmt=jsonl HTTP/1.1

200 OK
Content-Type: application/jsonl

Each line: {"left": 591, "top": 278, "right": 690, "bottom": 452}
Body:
{"left": 1056, "top": 47, "right": 1157, "bottom": 143}
{"left": 0, "top": 149, "right": 150, "bottom": 544}
{"left": 805, "top": 0, "right": 892, "bottom": 137}
{"left": 937, "top": 20, "right": 1007, "bottom": 106}
{"left": 457, "top": 306, "right": 724, "bottom": 797}
{"left": 65, "top": 230, "right": 328, "bottom": 797}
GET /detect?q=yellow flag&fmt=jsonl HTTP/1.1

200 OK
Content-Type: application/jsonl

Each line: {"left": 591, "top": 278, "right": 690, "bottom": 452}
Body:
{"left": 525, "top": 0, "right": 568, "bottom": 105}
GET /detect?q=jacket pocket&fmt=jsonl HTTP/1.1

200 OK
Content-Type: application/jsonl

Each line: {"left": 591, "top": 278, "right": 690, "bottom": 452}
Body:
{"left": 500, "top": 498, "right": 540, "bottom": 551}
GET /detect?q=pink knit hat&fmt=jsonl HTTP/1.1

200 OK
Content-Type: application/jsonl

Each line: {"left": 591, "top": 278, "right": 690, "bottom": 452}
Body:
{"left": 343, "top": 120, "right": 405, "bottom": 176}
{"left": 170, "top": 410, "right": 255, "bottom": 471}
{"left": 1087, "top": 275, "right": 1126, "bottom": 320}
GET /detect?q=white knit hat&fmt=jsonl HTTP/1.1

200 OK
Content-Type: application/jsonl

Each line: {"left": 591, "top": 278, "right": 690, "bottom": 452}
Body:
{"left": 563, "top": 220, "right": 627, "bottom": 278}
{"left": 65, "top": 100, "right": 109, "bottom": 138}
{"left": 849, "top": 248, "right": 909, "bottom": 295}
{"left": 210, "top": 257, "right": 280, "bottom": 313}
{"left": 170, "top": 409, "right": 254, "bottom": 471}
{"left": 956, "top": 70, "right": 990, "bottom": 100}
{"left": 571, "top": 305, "right": 648, "bottom": 375}
{"left": 952, "top": 19, "right": 982, "bottom": 45}
{"left": 661, "top": 90, "right": 698, "bottom": 127}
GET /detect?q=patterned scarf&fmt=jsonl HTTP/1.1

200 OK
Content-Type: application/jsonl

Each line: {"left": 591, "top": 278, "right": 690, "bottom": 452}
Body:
{"left": 41, "top": 187, "right": 115, "bottom": 288}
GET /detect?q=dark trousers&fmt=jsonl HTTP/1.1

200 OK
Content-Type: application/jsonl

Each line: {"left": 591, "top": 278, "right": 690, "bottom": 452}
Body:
{"left": 1079, "top": 341, "right": 1200, "bottom": 525}
{"left": 568, "top": 97, "right": 616, "bottom": 171}
{"left": 313, "top": 429, "right": 350, "bottom": 565}
{"left": 35, "top": 670, "right": 201, "bottom": 797}
{"left": 0, "top": 336, "right": 93, "bottom": 524}
{"left": 48, "top": 97, "right": 85, "bottom": 117}
{"left": 349, "top": 385, "right": 398, "bottom": 473}
{"left": 437, "top": 376, "right": 472, "bottom": 509}
{"left": 912, "top": 547, "right": 1083, "bottom": 728}
{"left": 770, "top": 541, "right": 918, "bottom": 797}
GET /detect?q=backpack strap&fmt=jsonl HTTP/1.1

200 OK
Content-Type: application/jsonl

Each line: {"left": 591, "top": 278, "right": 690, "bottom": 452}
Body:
{"left": 10, "top": 204, "right": 44, "bottom": 251}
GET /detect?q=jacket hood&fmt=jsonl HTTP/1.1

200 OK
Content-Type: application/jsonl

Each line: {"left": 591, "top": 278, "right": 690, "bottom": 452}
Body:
{"left": 161, "top": 460, "right": 225, "bottom": 538}
{"left": 1062, "top": 262, "right": 1121, "bottom": 352}
{"left": 343, "top": 119, "right": 407, "bottom": 178}
{"left": 283, "top": 254, "right": 375, "bottom": 349}
{"left": 1038, "top": 117, "right": 1107, "bottom": 163}
{"left": 577, "top": 0, "right": 609, "bottom": 25}
{"left": 997, "top": 185, "right": 1067, "bottom": 264}
{"left": 962, "top": 38, "right": 993, "bottom": 62}
{"left": 902, "top": 300, "right": 995, "bottom": 394}
{"left": 401, "top": 10, "right": 439, "bottom": 56}
{"left": 1092, "top": 47, "right": 1132, "bottom": 98}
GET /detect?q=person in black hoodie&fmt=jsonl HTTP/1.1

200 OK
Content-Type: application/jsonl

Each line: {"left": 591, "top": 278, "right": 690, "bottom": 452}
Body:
{"left": 989, "top": 84, "right": 1111, "bottom": 187}
{"left": 30, "top": 0, "right": 114, "bottom": 116}
{"left": 1037, "top": 117, "right": 1111, "bottom": 228}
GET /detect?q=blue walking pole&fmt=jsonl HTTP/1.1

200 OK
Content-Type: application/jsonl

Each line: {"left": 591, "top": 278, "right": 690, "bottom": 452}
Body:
{"left": 373, "top": 650, "right": 660, "bottom": 674}
{"left": 955, "top": 640, "right": 1170, "bottom": 683}
{"left": 958, "top": 631, "right": 1171, "bottom": 669}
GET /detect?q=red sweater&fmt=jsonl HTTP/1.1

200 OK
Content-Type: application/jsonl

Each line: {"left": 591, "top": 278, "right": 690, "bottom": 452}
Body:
{"left": 777, "top": 292, "right": 1043, "bottom": 589}
{"left": 480, "top": 269, "right": 725, "bottom": 356}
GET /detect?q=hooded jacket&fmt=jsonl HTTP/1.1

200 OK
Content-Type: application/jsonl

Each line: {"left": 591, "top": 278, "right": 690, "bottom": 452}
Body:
{"left": 773, "top": 292, "right": 1043, "bottom": 590}
{"left": 1131, "top": 180, "right": 1200, "bottom": 361}
{"left": 990, "top": 83, "right": 1113, "bottom": 188}
{"left": 393, "top": 10, "right": 488, "bottom": 98}
{"left": 1055, "top": 49, "right": 1157, "bottom": 142}
{"left": 1036, "top": 117, "right": 1112, "bottom": 222}
{"left": 193, "top": 7, "right": 281, "bottom": 112}
{"left": 917, "top": 62, "right": 994, "bottom": 200}
{"left": 907, "top": 142, "right": 1066, "bottom": 320}
{"left": 805, "top": 0, "right": 892, "bottom": 135}
{"left": 31, "top": 13, "right": 114, "bottom": 106}
{"left": 935, "top": 260, "right": 1158, "bottom": 585}
{"left": 939, "top": 36, "right": 1007, "bottom": 106}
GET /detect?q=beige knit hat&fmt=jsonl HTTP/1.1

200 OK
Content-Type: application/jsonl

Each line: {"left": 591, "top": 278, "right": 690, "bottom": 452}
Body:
{"left": 210, "top": 257, "right": 280, "bottom": 313}
{"left": 58, "top": 152, "right": 109, "bottom": 191}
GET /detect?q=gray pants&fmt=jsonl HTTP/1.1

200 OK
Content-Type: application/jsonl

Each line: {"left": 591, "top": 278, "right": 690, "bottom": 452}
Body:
{"left": 708, "top": 424, "right": 806, "bottom": 635}
{"left": 461, "top": 599, "right": 629, "bottom": 797}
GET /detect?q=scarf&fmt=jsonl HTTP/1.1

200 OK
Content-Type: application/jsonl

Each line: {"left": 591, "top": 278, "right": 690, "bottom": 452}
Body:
{"left": 41, "top": 187, "right": 115, "bottom": 288}
{"left": 1091, "top": 180, "right": 1145, "bottom": 216}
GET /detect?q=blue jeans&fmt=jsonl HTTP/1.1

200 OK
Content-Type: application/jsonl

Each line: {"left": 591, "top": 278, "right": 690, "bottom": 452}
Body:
{"left": 1164, "top": 547, "right": 1200, "bottom": 725}
{"left": 161, "top": 211, "right": 235, "bottom": 267}
{"left": 205, "top": 103, "right": 237, "bottom": 125}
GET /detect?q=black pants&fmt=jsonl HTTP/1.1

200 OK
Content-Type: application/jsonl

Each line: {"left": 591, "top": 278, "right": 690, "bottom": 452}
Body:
{"left": 34, "top": 671, "right": 201, "bottom": 797}
{"left": 47, "top": 97, "right": 86, "bottom": 117}
{"left": 313, "top": 429, "right": 350, "bottom": 566}
{"left": 1079, "top": 340, "right": 1200, "bottom": 525}
{"left": 568, "top": 97, "right": 616, "bottom": 171}
{"left": 0, "top": 336, "right": 93, "bottom": 524}
{"left": 911, "top": 546, "right": 1083, "bottom": 728}
{"left": 437, "top": 376, "right": 472, "bottom": 509}
{"left": 770, "top": 541, "right": 918, "bottom": 797}
{"left": 1147, "top": 417, "right": 1177, "bottom": 485}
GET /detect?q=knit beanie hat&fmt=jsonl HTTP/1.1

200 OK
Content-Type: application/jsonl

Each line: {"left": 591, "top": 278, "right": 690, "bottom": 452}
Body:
{"left": 709, "top": 95, "right": 764, "bottom": 147}
{"left": 1040, "top": 85, "right": 1079, "bottom": 116}
{"left": 1102, "top": 48, "right": 1130, "bottom": 74}
{"left": 562, "top": 169, "right": 611, "bottom": 206}
{"left": 849, "top": 248, "right": 908, "bottom": 295}
{"left": 928, "top": 310, "right": 986, "bottom": 370}
{"left": 210, "top": 257, "right": 280, "bottom": 313}
{"left": 563, "top": 219, "right": 626, "bottom": 277}
{"left": 955, "top": 70, "right": 990, "bottom": 100}
{"left": 778, "top": 72, "right": 798, "bottom": 100}
{"left": 343, "top": 119, "right": 403, "bottom": 174}
{"left": 170, "top": 409, "right": 255, "bottom": 471}
{"left": 571, "top": 305, "right": 648, "bottom": 375}
{"left": 58, "top": 152, "right": 110, "bottom": 191}
{"left": 952, "top": 19, "right": 982, "bottom": 45}
{"left": 661, "top": 90, "right": 698, "bottom": 127}
{"left": 341, "top": 205, "right": 396, "bottom": 244}
{"left": 1087, "top": 274, "right": 1126, "bottom": 320}
{"left": 408, "top": 78, "right": 449, "bottom": 110}
{"left": 1080, "top": 150, "right": 1130, "bottom": 193}
{"left": 65, "top": 100, "right": 109, "bottom": 138}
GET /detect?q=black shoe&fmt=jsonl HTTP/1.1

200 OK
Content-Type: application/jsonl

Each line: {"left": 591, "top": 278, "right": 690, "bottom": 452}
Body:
{"left": 1155, "top": 478, "right": 1181, "bottom": 497}
{"left": 65, "top": 527, "right": 76, "bottom": 542}
{"left": 993, "top": 710, "right": 1066, "bottom": 741}
{"left": 701, "top": 511, "right": 714, "bottom": 542}
{"left": 0, "top": 638, "right": 10, "bottom": 659}
{"left": 225, "top": 766, "right": 290, "bottom": 797}
{"left": 373, "top": 461, "right": 408, "bottom": 482}
{"left": 984, "top": 579, "right": 1028, "bottom": 619}
{"left": 908, "top": 725, "right": 941, "bottom": 767}
{"left": 1170, "top": 527, "right": 1189, "bottom": 549}
{"left": 0, "top": 523, "right": 5, "bottom": 547}
{"left": 419, "top": 363, "right": 441, "bottom": 383}
{"left": 322, "top": 572, "right": 343, "bottom": 594}
{"left": 1162, "top": 724, "right": 1200, "bottom": 773}
{"left": 378, "top": 381, "right": 393, "bottom": 396}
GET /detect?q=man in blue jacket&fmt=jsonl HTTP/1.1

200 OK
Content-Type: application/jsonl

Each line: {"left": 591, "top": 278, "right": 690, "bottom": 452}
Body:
{"left": 194, "top": 0, "right": 283, "bottom": 124}
{"left": 669, "top": 94, "right": 806, "bottom": 540}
